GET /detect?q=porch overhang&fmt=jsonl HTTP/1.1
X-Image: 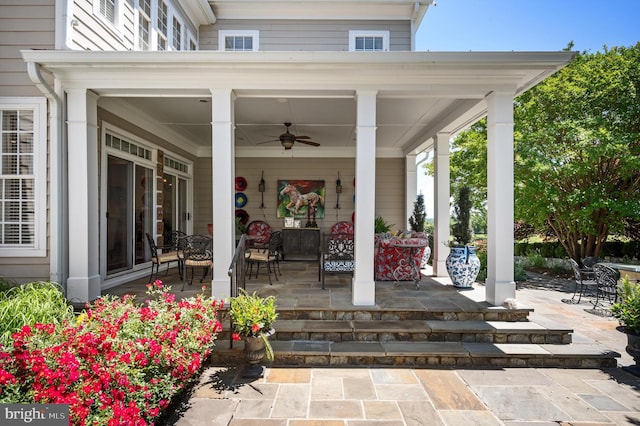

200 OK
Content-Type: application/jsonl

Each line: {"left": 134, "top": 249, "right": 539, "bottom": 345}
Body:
{"left": 22, "top": 49, "right": 575, "bottom": 157}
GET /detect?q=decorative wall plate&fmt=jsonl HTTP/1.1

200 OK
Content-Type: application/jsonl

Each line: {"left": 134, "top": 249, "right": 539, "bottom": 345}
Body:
{"left": 235, "top": 209, "right": 249, "bottom": 225}
{"left": 235, "top": 176, "right": 247, "bottom": 191}
{"left": 235, "top": 192, "right": 248, "bottom": 208}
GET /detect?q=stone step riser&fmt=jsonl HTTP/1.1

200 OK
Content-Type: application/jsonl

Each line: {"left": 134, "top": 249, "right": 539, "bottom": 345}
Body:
{"left": 218, "top": 330, "right": 571, "bottom": 345}
{"left": 262, "top": 310, "right": 532, "bottom": 322}
{"left": 210, "top": 350, "right": 617, "bottom": 369}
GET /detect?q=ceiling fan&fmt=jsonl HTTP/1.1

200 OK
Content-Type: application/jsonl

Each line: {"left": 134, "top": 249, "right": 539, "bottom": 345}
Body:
{"left": 258, "top": 122, "right": 321, "bottom": 150}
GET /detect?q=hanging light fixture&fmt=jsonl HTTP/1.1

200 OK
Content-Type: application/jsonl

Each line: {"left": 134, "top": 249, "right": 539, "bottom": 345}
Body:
{"left": 335, "top": 172, "right": 342, "bottom": 209}
{"left": 258, "top": 171, "right": 266, "bottom": 208}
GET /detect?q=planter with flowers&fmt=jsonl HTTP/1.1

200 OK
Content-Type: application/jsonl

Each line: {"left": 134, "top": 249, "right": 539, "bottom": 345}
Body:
{"left": 610, "top": 277, "right": 640, "bottom": 365}
{"left": 229, "top": 289, "right": 278, "bottom": 377}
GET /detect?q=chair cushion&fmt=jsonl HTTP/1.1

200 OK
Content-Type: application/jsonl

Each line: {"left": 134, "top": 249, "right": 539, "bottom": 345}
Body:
{"left": 323, "top": 260, "right": 354, "bottom": 272}
{"left": 331, "top": 221, "right": 354, "bottom": 234}
{"left": 157, "top": 251, "right": 179, "bottom": 263}
{"left": 184, "top": 259, "right": 212, "bottom": 267}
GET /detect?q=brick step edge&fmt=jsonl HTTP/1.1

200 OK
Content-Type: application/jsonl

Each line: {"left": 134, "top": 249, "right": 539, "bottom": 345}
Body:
{"left": 209, "top": 340, "right": 620, "bottom": 369}
{"left": 219, "top": 308, "right": 532, "bottom": 322}
{"left": 217, "top": 320, "right": 573, "bottom": 345}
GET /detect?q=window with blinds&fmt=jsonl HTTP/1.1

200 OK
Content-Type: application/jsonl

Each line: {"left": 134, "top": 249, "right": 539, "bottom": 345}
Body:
{"left": 98, "top": 0, "right": 117, "bottom": 25}
{"left": 0, "top": 100, "right": 45, "bottom": 255}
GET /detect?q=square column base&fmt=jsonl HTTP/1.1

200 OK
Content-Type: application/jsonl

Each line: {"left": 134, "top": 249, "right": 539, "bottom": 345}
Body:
{"left": 352, "top": 277, "right": 375, "bottom": 306}
{"left": 211, "top": 278, "right": 231, "bottom": 301}
{"left": 67, "top": 275, "right": 101, "bottom": 304}
{"left": 485, "top": 278, "right": 516, "bottom": 306}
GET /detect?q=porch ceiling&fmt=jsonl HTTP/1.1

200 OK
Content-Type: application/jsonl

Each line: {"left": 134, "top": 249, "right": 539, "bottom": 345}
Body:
{"left": 22, "top": 50, "right": 576, "bottom": 158}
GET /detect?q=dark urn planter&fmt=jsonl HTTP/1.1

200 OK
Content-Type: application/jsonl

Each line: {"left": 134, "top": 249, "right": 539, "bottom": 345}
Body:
{"left": 618, "top": 326, "right": 640, "bottom": 365}
{"left": 243, "top": 335, "right": 267, "bottom": 378}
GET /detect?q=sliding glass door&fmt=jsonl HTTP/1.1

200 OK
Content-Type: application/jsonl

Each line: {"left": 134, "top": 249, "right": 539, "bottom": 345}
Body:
{"left": 162, "top": 172, "right": 188, "bottom": 244}
{"left": 106, "top": 155, "right": 154, "bottom": 275}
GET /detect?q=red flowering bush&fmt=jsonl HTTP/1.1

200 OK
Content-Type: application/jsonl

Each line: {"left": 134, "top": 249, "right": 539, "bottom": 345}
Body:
{"left": 0, "top": 281, "right": 222, "bottom": 425}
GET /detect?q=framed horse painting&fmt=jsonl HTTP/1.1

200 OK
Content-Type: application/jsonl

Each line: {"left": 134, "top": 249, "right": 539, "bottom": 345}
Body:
{"left": 277, "top": 179, "right": 326, "bottom": 219}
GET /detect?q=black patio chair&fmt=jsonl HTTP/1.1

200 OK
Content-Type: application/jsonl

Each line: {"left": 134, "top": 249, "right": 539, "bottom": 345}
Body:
{"left": 246, "top": 231, "right": 282, "bottom": 285}
{"left": 181, "top": 235, "right": 213, "bottom": 291}
{"left": 592, "top": 263, "right": 619, "bottom": 309}
{"left": 566, "top": 258, "right": 597, "bottom": 304}
{"left": 145, "top": 232, "right": 181, "bottom": 283}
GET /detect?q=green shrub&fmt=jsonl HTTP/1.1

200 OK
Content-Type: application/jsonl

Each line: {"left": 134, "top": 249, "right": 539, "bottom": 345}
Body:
{"left": 514, "top": 262, "right": 528, "bottom": 281}
{"left": 0, "top": 281, "right": 74, "bottom": 348}
{"left": 538, "top": 242, "right": 558, "bottom": 258}
{"left": 611, "top": 277, "right": 640, "bottom": 334}
{"left": 374, "top": 216, "right": 394, "bottom": 233}
{"left": 476, "top": 249, "right": 488, "bottom": 282}
{"left": 514, "top": 242, "right": 528, "bottom": 257}
{"left": 525, "top": 249, "right": 546, "bottom": 268}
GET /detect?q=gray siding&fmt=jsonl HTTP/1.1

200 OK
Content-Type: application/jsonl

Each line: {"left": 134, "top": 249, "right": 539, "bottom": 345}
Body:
{"left": 0, "top": 0, "right": 54, "bottom": 283}
{"left": 0, "top": 0, "right": 55, "bottom": 97}
{"left": 200, "top": 20, "right": 411, "bottom": 51}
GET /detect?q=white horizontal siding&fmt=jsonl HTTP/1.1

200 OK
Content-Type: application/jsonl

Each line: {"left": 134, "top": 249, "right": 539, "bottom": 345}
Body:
{"left": 200, "top": 19, "right": 411, "bottom": 51}
{"left": 71, "top": 0, "right": 135, "bottom": 51}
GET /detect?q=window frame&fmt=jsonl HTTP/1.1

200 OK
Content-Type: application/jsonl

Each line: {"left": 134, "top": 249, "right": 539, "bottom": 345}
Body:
{"left": 157, "top": 0, "right": 169, "bottom": 51}
{"left": 218, "top": 30, "right": 259, "bottom": 52}
{"left": 172, "top": 15, "right": 182, "bottom": 50}
{"left": 348, "top": 30, "right": 390, "bottom": 52}
{"left": 0, "top": 97, "right": 47, "bottom": 257}
{"left": 93, "top": 0, "right": 122, "bottom": 33}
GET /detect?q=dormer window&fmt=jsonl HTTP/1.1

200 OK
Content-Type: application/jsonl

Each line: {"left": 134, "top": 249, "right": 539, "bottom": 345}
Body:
{"left": 349, "top": 30, "right": 389, "bottom": 52}
{"left": 218, "top": 30, "right": 259, "bottom": 51}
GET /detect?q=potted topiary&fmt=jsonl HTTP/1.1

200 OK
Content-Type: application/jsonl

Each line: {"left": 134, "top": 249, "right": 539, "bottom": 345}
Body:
{"left": 409, "top": 194, "right": 430, "bottom": 268}
{"left": 445, "top": 186, "right": 480, "bottom": 289}
{"left": 229, "top": 289, "right": 278, "bottom": 377}
{"left": 610, "top": 277, "right": 640, "bottom": 365}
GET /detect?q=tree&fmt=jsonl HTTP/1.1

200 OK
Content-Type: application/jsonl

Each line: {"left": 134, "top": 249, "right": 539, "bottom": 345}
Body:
{"left": 514, "top": 43, "right": 640, "bottom": 261}
{"left": 433, "top": 43, "right": 640, "bottom": 262}
{"left": 452, "top": 186, "right": 473, "bottom": 246}
{"left": 449, "top": 120, "right": 488, "bottom": 212}
{"left": 409, "top": 194, "right": 427, "bottom": 232}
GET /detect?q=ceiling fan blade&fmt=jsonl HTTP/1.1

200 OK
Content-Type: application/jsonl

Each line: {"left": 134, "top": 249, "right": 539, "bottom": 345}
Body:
{"left": 256, "top": 139, "right": 279, "bottom": 145}
{"left": 295, "top": 135, "right": 312, "bottom": 139}
{"left": 297, "top": 140, "right": 321, "bottom": 147}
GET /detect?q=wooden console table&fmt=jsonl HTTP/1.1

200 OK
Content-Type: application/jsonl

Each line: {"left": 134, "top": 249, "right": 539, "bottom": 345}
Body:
{"left": 282, "top": 228, "right": 320, "bottom": 261}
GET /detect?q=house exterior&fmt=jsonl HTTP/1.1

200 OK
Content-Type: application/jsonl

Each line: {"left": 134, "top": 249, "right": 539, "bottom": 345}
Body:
{"left": 1, "top": 0, "right": 574, "bottom": 306}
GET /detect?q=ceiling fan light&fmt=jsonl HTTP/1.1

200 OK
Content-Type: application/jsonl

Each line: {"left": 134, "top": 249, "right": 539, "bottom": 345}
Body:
{"left": 281, "top": 140, "right": 294, "bottom": 150}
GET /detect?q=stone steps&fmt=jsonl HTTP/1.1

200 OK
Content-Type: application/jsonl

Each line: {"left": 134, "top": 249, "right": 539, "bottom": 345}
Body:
{"left": 212, "top": 306, "right": 620, "bottom": 369}
{"left": 219, "top": 319, "right": 572, "bottom": 345}
{"left": 210, "top": 339, "right": 619, "bottom": 368}
{"left": 271, "top": 307, "right": 532, "bottom": 322}
{"left": 272, "top": 319, "right": 573, "bottom": 345}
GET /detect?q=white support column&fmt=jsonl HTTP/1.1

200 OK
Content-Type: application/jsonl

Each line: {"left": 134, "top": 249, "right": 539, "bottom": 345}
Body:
{"left": 486, "top": 92, "right": 516, "bottom": 306}
{"left": 405, "top": 154, "right": 418, "bottom": 229}
{"left": 353, "top": 89, "right": 377, "bottom": 306}
{"left": 433, "top": 132, "right": 451, "bottom": 277}
{"left": 66, "top": 89, "right": 100, "bottom": 303}
{"left": 210, "top": 88, "right": 235, "bottom": 300}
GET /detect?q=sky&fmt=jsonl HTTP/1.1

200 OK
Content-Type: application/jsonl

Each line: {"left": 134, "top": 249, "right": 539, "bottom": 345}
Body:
{"left": 414, "top": 1, "right": 639, "bottom": 218}
{"left": 416, "top": 0, "right": 640, "bottom": 53}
